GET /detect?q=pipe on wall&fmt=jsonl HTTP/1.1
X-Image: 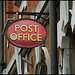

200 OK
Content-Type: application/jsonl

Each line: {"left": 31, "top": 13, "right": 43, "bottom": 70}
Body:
{"left": 49, "top": 1, "right": 58, "bottom": 74}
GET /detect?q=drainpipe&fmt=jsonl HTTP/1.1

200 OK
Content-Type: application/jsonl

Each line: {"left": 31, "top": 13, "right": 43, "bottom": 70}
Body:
{"left": 0, "top": 1, "right": 2, "bottom": 74}
{"left": 49, "top": 1, "right": 58, "bottom": 74}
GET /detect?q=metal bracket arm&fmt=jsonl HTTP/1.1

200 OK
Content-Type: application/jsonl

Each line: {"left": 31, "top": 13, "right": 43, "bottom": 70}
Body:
{"left": 5, "top": 12, "right": 49, "bottom": 23}
{"left": 6, "top": 12, "right": 49, "bottom": 15}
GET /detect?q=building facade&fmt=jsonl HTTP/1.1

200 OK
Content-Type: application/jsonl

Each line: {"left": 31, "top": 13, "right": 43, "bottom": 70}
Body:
{"left": 0, "top": 1, "right": 6, "bottom": 74}
{"left": 2, "top": 0, "right": 75, "bottom": 74}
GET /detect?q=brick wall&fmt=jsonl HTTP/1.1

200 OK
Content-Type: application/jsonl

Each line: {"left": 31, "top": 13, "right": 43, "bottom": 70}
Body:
{"left": 5, "top": 37, "right": 9, "bottom": 66}
{"left": 6, "top": 1, "right": 13, "bottom": 23}
{"left": 5, "top": 0, "right": 40, "bottom": 68}
{"left": 5, "top": 1, "right": 14, "bottom": 66}
{"left": 5, "top": 1, "right": 51, "bottom": 74}
{"left": 27, "top": 1, "right": 39, "bottom": 12}
{"left": 22, "top": 1, "right": 39, "bottom": 18}
{"left": 45, "top": 24, "right": 50, "bottom": 54}
{"left": 13, "top": 4, "right": 19, "bottom": 20}
{"left": 5, "top": 1, "right": 19, "bottom": 67}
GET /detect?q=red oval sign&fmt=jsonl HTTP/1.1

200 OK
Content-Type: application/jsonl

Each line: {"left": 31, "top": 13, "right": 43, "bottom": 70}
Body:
{"left": 6, "top": 19, "right": 46, "bottom": 48}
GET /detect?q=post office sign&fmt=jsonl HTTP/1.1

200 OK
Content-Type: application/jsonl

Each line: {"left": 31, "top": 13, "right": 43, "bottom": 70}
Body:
{"left": 5, "top": 18, "right": 47, "bottom": 48}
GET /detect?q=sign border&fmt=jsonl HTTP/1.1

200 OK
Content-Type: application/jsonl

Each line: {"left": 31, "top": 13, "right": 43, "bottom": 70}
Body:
{"left": 5, "top": 18, "right": 47, "bottom": 49}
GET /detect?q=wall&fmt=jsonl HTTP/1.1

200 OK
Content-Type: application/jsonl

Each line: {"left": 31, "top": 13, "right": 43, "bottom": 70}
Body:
{"left": 58, "top": 1, "right": 75, "bottom": 74}
{"left": 45, "top": 24, "right": 50, "bottom": 53}
{"left": 5, "top": 1, "right": 51, "bottom": 74}
{"left": 5, "top": 1, "right": 19, "bottom": 67}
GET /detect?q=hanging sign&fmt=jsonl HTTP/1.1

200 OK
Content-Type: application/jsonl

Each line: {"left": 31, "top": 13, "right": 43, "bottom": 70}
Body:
{"left": 6, "top": 18, "right": 47, "bottom": 48}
